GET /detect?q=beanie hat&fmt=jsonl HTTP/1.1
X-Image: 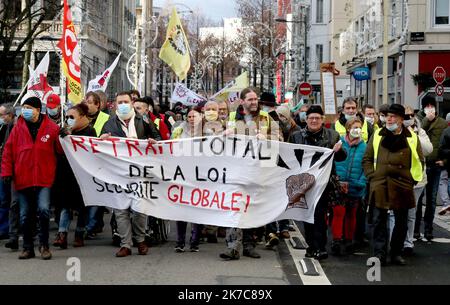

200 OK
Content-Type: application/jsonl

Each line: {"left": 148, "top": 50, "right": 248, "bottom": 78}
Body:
{"left": 22, "top": 96, "right": 42, "bottom": 110}
{"left": 306, "top": 105, "right": 324, "bottom": 116}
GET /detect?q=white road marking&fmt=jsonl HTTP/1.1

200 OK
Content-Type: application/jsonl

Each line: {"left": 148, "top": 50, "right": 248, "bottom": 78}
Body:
{"left": 284, "top": 222, "right": 331, "bottom": 285}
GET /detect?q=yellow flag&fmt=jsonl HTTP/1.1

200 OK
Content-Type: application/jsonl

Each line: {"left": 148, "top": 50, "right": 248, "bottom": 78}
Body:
{"left": 212, "top": 72, "right": 249, "bottom": 102}
{"left": 159, "top": 8, "right": 191, "bottom": 80}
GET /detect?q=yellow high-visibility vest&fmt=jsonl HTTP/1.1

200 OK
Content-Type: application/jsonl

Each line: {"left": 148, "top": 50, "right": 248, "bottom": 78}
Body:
{"left": 335, "top": 119, "right": 370, "bottom": 142}
{"left": 94, "top": 111, "right": 110, "bottom": 137}
{"left": 372, "top": 128, "right": 423, "bottom": 182}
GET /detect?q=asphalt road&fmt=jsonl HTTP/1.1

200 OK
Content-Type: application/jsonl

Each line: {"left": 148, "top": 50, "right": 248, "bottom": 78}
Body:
{"left": 1, "top": 208, "right": 449, "bottom": 285}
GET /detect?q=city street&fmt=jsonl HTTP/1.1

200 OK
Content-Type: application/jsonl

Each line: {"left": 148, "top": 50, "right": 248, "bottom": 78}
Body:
{"left": 1, "top": 208, "right": 449, "bottom": 285}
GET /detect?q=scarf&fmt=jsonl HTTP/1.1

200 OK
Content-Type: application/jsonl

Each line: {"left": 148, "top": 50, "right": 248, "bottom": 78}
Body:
{"left": 345, "top": 134, "right": 361, "bottom": 147}
{"left": 116, "top": 109, "right": 137, "bottom": 139}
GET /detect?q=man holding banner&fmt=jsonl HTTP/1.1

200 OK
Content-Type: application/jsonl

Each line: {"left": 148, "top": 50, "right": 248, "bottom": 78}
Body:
{"left": 291, "top": 105, "right": 346, "bottom": 260}
{"left": 100, "top": 91, "right": 161, "bottom": 257}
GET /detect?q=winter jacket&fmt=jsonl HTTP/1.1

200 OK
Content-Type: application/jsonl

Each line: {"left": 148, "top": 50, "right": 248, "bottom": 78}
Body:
{"left": 422, "top": 116, "right": 447, "bottom": 164}
{"left": 149, "top": 112, "right": 171, "bottom": 140}
{"left": 101, "top": 113, "right": 161, "bottom": 141}
{"left": 439, "top": 127, "right": 450, "bottom": 172}
{"left": 362, "top": 127, "right": 424, "bottom": 210}
{"left": 1, "top": 116, "right": 62, "bottom": 190}
{"left": 409, "top": 118, "right": 433, "bottom": 189}
{"left": 335, "top": 136, "right": 367, "bottom": 198}
{"left": 53, "top": 125, "right": 97, "bottom": 210}
{"left": 290, "top": 127, "right": 347, "bottom": 162}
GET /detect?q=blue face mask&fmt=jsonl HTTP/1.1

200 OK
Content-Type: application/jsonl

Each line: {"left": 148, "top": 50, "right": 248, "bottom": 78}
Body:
{"left": 386, "top": 123, "right": 398, "bottom": 132}
{"left": 299, "top": 111, "right": 307, "bottom": 122}
{"left": 47, "top": 108, "right": 59, "bottom": 117}
{"left": 0, "top": 118, "right": 5, "bottom": 125}
{"left": 117, "top": 103, "right": 131, "bottom": 115}
{"left": 22, "top": 108, "right": 34, "bottom": 121}
{"left": 67, "top": 118, "right": 76, "bottom": 128}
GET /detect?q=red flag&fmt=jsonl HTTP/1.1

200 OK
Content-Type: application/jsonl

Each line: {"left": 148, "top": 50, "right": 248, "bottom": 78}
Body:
{"left": 57, "top": 0, "right": 82, "bottom": 103}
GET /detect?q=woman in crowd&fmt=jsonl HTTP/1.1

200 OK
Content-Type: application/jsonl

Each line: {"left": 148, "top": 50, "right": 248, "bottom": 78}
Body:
{"left": 53, "top": 103, "right": 97, "bottom": 249}
{"left": 171, "top": 107, "right": 203, "bottom": 252}
{"left": 332, "top": 118, "right": 367, "bottom": 255}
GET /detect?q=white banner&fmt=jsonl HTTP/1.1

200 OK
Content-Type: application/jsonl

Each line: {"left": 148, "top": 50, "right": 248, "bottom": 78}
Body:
{"left": 171, "top": 83, "right": 207, "bottom": 106}
{"left": 87, "top": 52, "right": 121, "bottom": 93}
{"left": 61, "top": 135, "right": 334, "bottom": 227}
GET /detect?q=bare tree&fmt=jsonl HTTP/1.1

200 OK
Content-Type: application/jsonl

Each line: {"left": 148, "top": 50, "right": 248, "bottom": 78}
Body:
{"left": 0, "top": 0, "right": 61, "bottom": 99}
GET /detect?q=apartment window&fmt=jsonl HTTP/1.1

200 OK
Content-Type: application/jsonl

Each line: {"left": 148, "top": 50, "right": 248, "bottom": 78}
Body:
{"left": 434, "top": 0, "right": 450, "bottom": 25}
{"left": 316, "top": 44, "right": 323, "bottom": 70}
{"left": 316, "top": 0, "right": 324, "bottom": 23}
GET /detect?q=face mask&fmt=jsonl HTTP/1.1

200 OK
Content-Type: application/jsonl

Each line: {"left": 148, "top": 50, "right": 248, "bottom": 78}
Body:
{"left": 262, "top": 106, "right": 271, "bottom": 113}
{"left": 204, "top": 110, "right": 218, "bottom": 122}
{"left": 386, "top": 123, "right": 398, "bottom": 132}
{"left": 299, "top": 111, "right": 307, "bottom": 122}
{"left": 424, "top": 107, "right": 436, "bottom": 115}
{"left": 47, "top": 108, "right": 59, "bottom": 116}
{"left": 67, "top": 118, "right": 76, "bottom": 128}
{"left": 117, "top": 103, "right": 131, "bottom": 115}
{"left": 15, "top": 107, "right": 22, "bottom": 117}
{"left": 403, "top": 118, "right": 414, "bottom": 128}
{"left": 22, "top": 108, "right": 34, "bottom": 121}
{"left": 365, "top": 117, "right": 374, "bottom": 124}
{"left": 0, "top": 118, "right": 5, "bottom": 125}
{"left": 345, "top": 114, "right": 356, "bottom": 121}
{"left": 350, "top": 127, "right": 362, "bottom": 138}
{"left": 379, "top": 115, "right": 386, "bottom": 123}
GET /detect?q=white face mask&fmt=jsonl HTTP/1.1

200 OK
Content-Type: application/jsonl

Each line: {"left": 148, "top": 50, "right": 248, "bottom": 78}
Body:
{"left": 424, "top": 107, "right": 436, "bottom": 115}
{"left": 365, "top": 116, "right": 374, "bottom": 124}
{"left": 262, "top": 106, "right": 271, "bottom": 113}
{"left": 349, "top": 127, "right": 362, "bottom": 138}
{"left": 379, "top": 115, "right": 386, "bottom": 123}
{"left": 403, "top": 118, "right": 414, "bottom": 128}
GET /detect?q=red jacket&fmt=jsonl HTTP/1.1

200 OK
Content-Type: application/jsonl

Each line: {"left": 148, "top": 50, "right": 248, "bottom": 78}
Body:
{"left": 1, "top": 116, "right": 63, "bottom": 191}
{"left": 149, "top": 112, "right": 171, "bottom": 140}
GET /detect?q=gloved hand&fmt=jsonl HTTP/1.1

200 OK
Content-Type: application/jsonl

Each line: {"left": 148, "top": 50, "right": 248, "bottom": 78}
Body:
{"left": 59, "top": 127, "right": 70, "bottom": 138}
{"left": 2, "top": 176, "right": 12, "bottom": 184}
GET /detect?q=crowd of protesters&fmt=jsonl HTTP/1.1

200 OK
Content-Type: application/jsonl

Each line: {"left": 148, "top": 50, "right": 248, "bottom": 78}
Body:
{"left": 0, "top": 87, "right": 449, "bottom": 267}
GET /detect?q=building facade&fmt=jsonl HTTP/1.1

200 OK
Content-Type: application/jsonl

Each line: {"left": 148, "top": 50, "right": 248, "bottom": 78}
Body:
{"left": 342, "top": 0, "right": 450, "bottom": 116}
{"left": 3, "top": 0, "right": 139, "bottom": 102}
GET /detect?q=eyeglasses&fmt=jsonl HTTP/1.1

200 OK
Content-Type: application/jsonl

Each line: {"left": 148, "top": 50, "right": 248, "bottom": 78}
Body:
{"left": 307, "top": 117, "right": 322, "bottom": 121}
{"left": 65, "top": 115, "right": 75, "bottom": 120}
{"left": 404, "top": 114, "right": 415, "bottom": 119}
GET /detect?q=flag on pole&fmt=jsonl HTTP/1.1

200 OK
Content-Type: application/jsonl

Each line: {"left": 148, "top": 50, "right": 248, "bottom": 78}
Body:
{"left": 171, "top": 83, "right": 207, "bottom": 106}
{"left": 26, "top": 52, "right": 55, "bottom": 103}
{"left": 211, "top": 71, "right": 249, "bottom": 103}
{"left": 87, "top": 52, "right": 121, "bottom": 93}
{"left": 58, "top": 0, "right": 82, "bottom": 104}
{"left": 158, "top": 8, "right": 191, "bottom": 80}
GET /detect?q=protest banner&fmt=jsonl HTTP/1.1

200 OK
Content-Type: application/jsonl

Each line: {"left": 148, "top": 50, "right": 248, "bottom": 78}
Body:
{"left": 61, "top": 135, "right": 334, "bottom": 227}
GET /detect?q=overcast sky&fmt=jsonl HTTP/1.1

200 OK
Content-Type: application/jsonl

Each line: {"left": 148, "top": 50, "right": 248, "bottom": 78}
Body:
{"left": 153, "top": 0, "right": 238, "bottom": 22}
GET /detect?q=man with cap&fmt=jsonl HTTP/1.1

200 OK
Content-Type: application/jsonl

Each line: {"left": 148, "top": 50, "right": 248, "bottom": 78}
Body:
{"left": 1, "top": 96, "right": 63, "bottom": 260}
{"left": 363, "top": 104, "right": 424, "bottom": 266}
{"left": 259, "top": 92, "right": 279, "bottom": 121}
{"left": 290, "top": 105, "right": 347, "bottom": 260}
{"left": 414, "top": 98, "right": 447, "bottom": 241}
{"left": 46, "top": 93, "right": 62, "bottom": 125}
